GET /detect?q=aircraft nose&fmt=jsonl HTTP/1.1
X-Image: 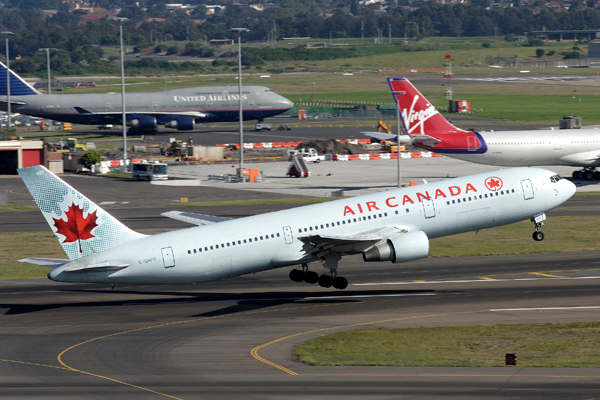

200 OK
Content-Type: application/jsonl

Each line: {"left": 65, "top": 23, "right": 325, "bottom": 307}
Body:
{"left": 564, "top": 178, "right": 576, "bottom": 199}
{"left": 279, "top": 96, "right": 294, "bottom": 110}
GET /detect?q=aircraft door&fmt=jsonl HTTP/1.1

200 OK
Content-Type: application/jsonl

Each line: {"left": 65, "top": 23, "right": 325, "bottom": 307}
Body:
{"left": 161, "top": 247, "right": 175, "bottom": 268}
{"left": 283, "top": 226, "right": 293, "bottom": 244}
{"left": 422, "top": 199, "right": 436, "bottom": 219}
{"left": 521, "top": 179, "right": 534, "bottom": 200}
{"left": 552, "top": 135, "right": 562, "bottom": 150}
{"left": 467, "top": 136, "right": 478, "bottom": 151}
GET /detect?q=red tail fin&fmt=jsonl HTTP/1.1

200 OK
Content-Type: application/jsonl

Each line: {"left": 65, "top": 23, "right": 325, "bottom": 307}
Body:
{"left": 388, "top": 77, "right": 465, "bottom": 136}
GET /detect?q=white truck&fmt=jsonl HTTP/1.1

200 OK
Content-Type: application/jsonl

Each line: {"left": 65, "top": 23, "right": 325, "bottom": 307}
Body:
{"left": 286, "top": 148, "right": 321, "bottom": 163}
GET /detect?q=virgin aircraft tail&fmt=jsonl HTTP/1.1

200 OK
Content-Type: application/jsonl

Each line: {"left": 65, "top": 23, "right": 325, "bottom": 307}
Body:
{"left": 388, "top": 77, "right": 466, "bottom": 136}
{"left": 0, "top": 61, "right": 40, "bottom": 96}
{"left": 18, "top": 166, "right": 146, "bottom": 261}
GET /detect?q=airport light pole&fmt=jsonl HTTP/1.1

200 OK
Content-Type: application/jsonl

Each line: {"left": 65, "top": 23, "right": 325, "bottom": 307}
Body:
{"left": 394, "top": 91, "right": 402, "bottom": 188}
{"left": 230, "top": 27, "right": 249, "bottom": 183}
{"left": 116, "top": 18, "right": 128, "bottom": 167}
{"left": 2, "top": 31, "right": 13, "bottom": 130}
{"left": 38, "top": 48, "right": 55, "bottom": 94}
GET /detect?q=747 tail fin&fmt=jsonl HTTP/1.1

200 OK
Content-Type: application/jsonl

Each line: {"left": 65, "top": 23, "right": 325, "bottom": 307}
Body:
{"left": 388, "top": 77, "right": 466, "bottom": 136}
{"left": 18, "top": 166, "right": 146, "bottom": 261}
{"left": 0, "top": 61, "right": 40, "bottom": 96}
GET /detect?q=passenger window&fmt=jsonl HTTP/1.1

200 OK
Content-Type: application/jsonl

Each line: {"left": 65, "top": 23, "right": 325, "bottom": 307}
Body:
{"left": 199, "top": 248, "right": 202, "bottom": 252}
{"left": 188, "top": 250, "right": 191, "bottom": 254}
{"left": 277, "top": 233, "right": 280, "bottom": 237}
{"left": 210, "top": 246, "right": 214, "bottom": 250}
{"left": 216, "top": 245, "right": 219, "bottom": 249}
{"left": 249, "top": 238, "right": 252, "bottom": 242}
{"left": 243, "top": 240, "right": 247, "bottom": 243}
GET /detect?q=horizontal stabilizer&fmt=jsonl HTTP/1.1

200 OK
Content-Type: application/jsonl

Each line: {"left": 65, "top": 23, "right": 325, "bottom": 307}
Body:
{"left": 64, "top": 261, "right": 129, "bottom": 272}
{"left": 362, "top": 131, "right": 412, "bottom": 144}
{"left": 18, "top": 258, "right": 70, "bottom": 268}
{"left": 161, "top": 211, "right": 232, "bottom": 225}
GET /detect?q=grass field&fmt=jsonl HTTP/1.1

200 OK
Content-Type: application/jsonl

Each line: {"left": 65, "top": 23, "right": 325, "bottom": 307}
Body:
{"left": 293, "top": 322, "right": 600, "bottom": 367}
{"left": 2, "top": 215, "right": 599, "bottom": 280}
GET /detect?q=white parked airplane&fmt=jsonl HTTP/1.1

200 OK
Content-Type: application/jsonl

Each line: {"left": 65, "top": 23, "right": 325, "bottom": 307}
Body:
{"left": 19, "top": 165, "right": 574, "bottom": 290}
{"left": 367, "top": 77, "right": 600, "bottom": 180}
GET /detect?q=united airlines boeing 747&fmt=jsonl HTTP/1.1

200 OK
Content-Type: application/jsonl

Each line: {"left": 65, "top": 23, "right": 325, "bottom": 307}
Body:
{"left": 0, "top": 62, "right": 293, "bottom": 133}
{"left": 18, "top": 165, "right": 574, "bottom": 290}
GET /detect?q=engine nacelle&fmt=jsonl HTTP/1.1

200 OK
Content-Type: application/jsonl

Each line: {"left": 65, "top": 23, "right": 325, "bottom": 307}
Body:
{"left": 127, "top": 114, "right": 157, "bottom": 130}
{"left": 160, "top": 115, "right": 195, "bottom": 131}
{"left": 362, "top": 231, "right": 429, "bottom": 263}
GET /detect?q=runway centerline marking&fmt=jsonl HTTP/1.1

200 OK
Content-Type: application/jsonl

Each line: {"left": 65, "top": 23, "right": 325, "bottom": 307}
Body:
{"left": 354, "top": 275, "right": 600, "bottom": 286}
{"left": 490, "top": 306, "right": 600, "bottom": 312}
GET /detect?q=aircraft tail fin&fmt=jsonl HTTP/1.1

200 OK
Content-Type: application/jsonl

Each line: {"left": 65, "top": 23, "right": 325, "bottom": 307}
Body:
{"left": 18, "top": 166, "right": 147, "bottom": 261}
{"left": 388, "top": 77, "right": 465, "bottom": 136}
{"left": 0, "top": 61, "right": 41, "bottom": 96}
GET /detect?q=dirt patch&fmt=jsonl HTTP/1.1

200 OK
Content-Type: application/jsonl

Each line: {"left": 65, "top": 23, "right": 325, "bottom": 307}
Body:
{"left": 295, "top": 139, "right": 365, "bottom": 155}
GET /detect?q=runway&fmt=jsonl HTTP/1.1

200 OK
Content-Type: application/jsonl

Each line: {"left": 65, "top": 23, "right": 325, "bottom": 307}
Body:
{"left": 2, "top": 250, "right": 600, "bottom": 399}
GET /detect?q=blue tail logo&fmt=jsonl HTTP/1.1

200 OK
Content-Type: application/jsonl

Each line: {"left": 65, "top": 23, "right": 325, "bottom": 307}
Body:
{"left": 0, "top": 61, "right": 40, "bottom": 96}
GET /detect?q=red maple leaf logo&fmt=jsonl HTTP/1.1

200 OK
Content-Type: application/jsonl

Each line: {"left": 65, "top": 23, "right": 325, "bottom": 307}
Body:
{"left": 484, "top": 177, "right": 503, "bottom": 191}
{"left": 52, "top": 203, "right": 98, "bottom": 253}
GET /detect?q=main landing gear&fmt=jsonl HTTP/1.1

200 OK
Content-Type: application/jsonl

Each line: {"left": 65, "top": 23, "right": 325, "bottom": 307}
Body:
{"left": 572, "top": 168, "right": 600, "bottom": 181}
{"left": 531, "top": 214, "right": 546, "bottom": 242}
{"left": 289, "top": 263, "right": 348, "bottom": 290}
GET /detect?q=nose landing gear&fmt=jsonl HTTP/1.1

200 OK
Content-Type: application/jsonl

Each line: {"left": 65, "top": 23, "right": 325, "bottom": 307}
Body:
{"left": 531, "top": 214, "right": 546, "bottom": 241}
{"left": 289, "top": 263, "right": 348, "bottom": 290}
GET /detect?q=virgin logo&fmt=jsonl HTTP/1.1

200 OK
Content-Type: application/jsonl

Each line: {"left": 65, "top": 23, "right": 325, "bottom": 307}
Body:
{"left": 401, "top": 95, "right": 438, "bottom": 135}
{"left": 485, "top": 177, "right": 503, "bottom": 191}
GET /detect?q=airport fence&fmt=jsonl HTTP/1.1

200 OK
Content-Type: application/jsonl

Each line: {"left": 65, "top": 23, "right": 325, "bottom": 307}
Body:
{"left": 282, "top": 106, "right": 397, "bottom": 119}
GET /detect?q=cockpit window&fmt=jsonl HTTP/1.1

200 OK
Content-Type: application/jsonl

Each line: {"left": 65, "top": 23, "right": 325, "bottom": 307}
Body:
{"left": 550, "top": 174, "right": 562, "bottom": 183}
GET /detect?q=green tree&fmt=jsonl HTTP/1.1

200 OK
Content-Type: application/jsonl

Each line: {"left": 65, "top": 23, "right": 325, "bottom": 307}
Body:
{"left": 536, "top": 48, "right": 545, "bottom": 57}
{"left": 81, "top": 150, "right": 103, "bottom": 171}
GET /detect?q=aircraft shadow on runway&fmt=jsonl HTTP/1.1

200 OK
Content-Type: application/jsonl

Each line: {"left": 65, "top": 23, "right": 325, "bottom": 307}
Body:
{"left": 1, "top": 289, "right": 438, "bottom": 316}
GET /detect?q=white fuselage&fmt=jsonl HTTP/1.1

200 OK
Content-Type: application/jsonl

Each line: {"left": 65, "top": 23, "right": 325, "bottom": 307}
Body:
{"left": 454, "top": 129, "right": 600, "bottom": 167}
{"left": 49, "top": 167, "right": 575, "bottom": 285}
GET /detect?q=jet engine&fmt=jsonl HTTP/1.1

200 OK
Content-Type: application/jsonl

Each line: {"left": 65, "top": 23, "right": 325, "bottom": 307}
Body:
{"left": 161, "top": 115, "right": 195, "bottom": 131}
{"left": 362, "top": 231, "right": 429, "bottom": 263}
{"left": 127, "top": 114, "right": 157, "bottom": 130}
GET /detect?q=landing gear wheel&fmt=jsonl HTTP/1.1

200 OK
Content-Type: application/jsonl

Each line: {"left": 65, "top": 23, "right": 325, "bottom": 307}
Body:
{"left": 289, "top": 269, "right": 304, "bottom": 282}
{"left": 533, "top": 231, "right": 545, "bottom": 241}
{"left": 333, "top": 276, "right": 348, "bottom": 290}
{"left": 304, "top": 271, "right": 319, "bottom": 284}
{"left": 573, "top": 171, "right": 582, "bottom": 180}
{"left": 318, "top": 274, "right": 333, "bottom": 288}
{"left": 585, "top": 171, "right": 594, "bottom": 180}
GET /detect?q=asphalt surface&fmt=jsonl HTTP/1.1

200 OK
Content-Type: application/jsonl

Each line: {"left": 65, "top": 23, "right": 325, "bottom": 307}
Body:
{"left": 2, "top": 251, "right": 600, "bottom": 399}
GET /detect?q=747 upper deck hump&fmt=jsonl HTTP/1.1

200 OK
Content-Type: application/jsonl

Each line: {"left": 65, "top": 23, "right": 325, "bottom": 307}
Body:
{"left": 0, "top": 61, "right": 293, "bottom": 133}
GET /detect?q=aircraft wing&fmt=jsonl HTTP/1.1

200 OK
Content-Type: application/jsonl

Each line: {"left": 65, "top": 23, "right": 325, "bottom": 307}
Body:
{"left": 18, "top": 258, "right": 70, "bottom": 268}
{"left": 299, "top": 226, "right": 411, "bottom": 254}
{"left": 74, "top": 107, "right": 208, "bottom": 119}
{"left": 161, "top": 211, "right": 232, "bottom": 225}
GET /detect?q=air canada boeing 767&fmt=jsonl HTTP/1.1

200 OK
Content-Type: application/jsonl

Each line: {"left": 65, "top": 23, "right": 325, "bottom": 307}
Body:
{"left": 367, "top": 77, "right": 600, "bottom": 180}
{"left": 0, "top": 61, "right": 293, "bottom": 132}
{"left": 19, "top": 165, "right": 574, "bottom": 289}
